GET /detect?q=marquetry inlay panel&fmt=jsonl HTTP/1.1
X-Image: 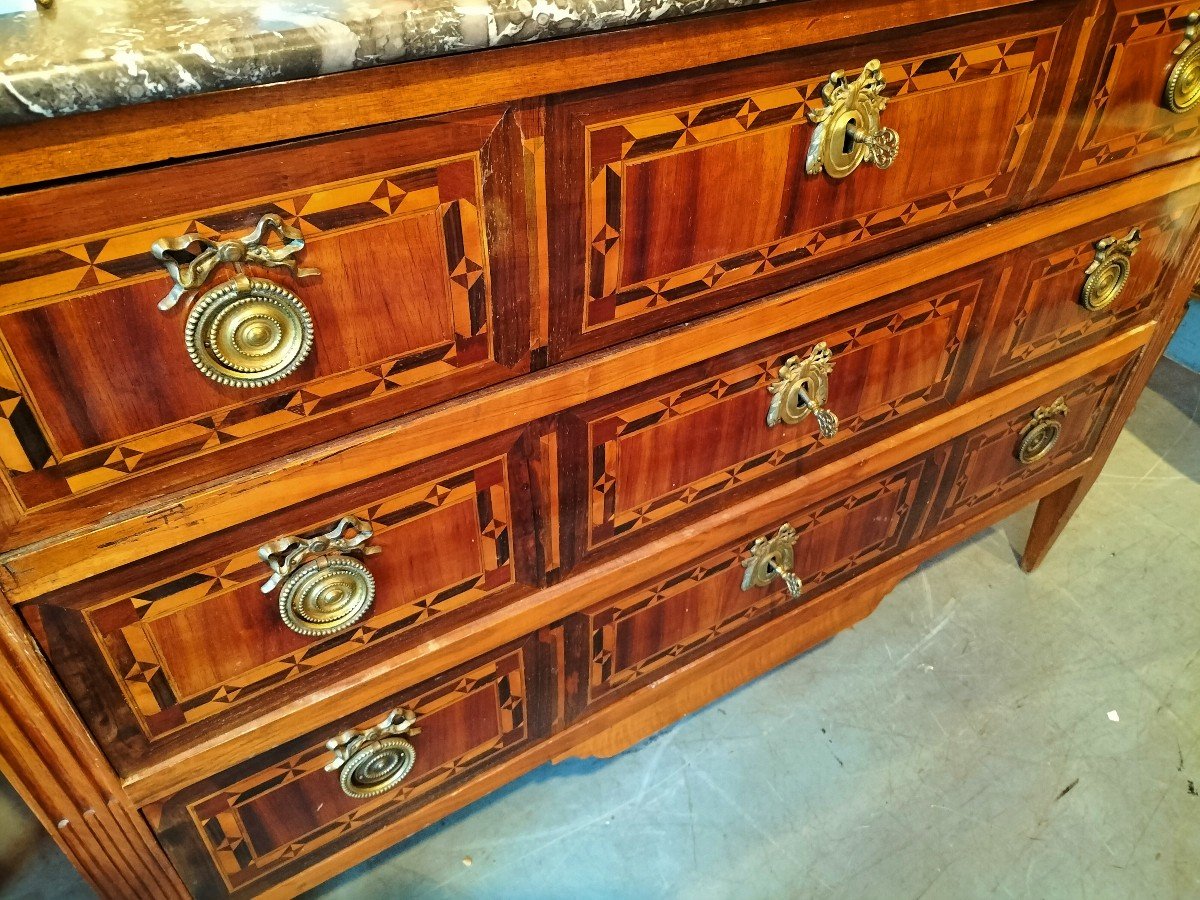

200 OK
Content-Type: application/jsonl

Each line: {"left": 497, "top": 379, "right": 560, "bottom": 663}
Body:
{"left": 979, "top": 204, "right": 1193, "bottom": 385}
{"left": 578, "top": 458, "right": 929, "bottom": 704}
{"left": 0, "top": 154, "right": 498, "bottom": 510}
{"left": 1062, "top": 3, "right": 1200, "bottom": 178}
{"left": 932, "top": 358, "right": 1136, "bottom": 530}
{"left": 577, "top": 284, "right": 977, "bottom": 552}
{"left": 577, "top": 34, "right": 1055, "bottom": 332}
{"left": 184, "top": 649, "right": 528, "bottom": 893}
{"left": 86, "top": 458, "right": 514, "bottom": 740}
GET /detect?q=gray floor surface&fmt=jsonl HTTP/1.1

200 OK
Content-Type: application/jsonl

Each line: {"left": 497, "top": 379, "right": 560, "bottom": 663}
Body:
{"left": 1166, "top": 300, "right": 1200, "bottom": 371}
{"left": 1, "top": 356, "right": 1197, "bottom": 900}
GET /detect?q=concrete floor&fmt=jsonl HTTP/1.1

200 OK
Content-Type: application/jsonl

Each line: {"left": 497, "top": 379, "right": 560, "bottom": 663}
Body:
{"left": 1, "top": 355, "right": 1197, "bottom": 900}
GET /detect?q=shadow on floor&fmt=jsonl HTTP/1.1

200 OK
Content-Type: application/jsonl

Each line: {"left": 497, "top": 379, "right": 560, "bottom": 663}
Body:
{"left": 1121, "top": 357, "right": 1200, "bottom": 483}
{"left": 1165, "top": 299, "right": 1200, "bottom": 372}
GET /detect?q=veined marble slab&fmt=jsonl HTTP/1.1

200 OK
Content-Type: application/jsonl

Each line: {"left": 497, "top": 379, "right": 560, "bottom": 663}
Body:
{"left": 0, "top": 0, "right": 776, "bottom": 125}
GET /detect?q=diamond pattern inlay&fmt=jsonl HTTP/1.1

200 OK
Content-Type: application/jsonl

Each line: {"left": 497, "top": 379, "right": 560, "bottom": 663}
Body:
{"left": 581, "top": 35, "right": 1053, "bottom": 330}
{"left": 0, "top": 156, "right": 493, "bottom": 510}
{"left": 90, "top": 459, "right": 514, "bottom": 739}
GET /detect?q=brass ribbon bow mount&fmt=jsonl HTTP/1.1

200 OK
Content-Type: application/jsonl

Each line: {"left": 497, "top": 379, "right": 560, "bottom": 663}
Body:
{"left": 1081, "top": 228, "right": 1141, "bottom": 312}
{"left": 152, "top": 213, "right": 321, "bottom": 388}
{"left": 152, "top": 213, "right": 319, "bottom": 311}
{"left": 325, "top": 709, "right": 422, "bottom": 799}
{"left": 259, "top": 516, "right": 381, "bottom": 594}
{"left": 258, "top": 516, "right": 383, "bottom": 637}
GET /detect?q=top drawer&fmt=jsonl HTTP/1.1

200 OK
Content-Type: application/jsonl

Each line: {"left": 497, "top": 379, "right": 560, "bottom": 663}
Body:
{"left": 546, "top": 2, "right": 1081, "bottom": 359}
{"left": 1050, "top": 2, "right": 1200, "bottom": 198}
{"left": 0, "top": 109, "right": 530, "bottom": 516}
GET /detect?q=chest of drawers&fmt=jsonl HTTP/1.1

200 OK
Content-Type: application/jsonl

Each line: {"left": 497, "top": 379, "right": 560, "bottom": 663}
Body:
{"left": 1, "top": 1, "right": 1198, "bottom": 896}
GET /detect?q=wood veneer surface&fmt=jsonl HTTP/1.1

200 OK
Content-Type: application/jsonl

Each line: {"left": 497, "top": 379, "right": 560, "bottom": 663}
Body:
{"left": 1, "top": 1, "right": 1199, "bottom": 896}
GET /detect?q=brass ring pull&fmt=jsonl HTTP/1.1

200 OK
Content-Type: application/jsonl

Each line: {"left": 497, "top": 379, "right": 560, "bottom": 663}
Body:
{"left": 741, "top": 524, "right": 803, "bottom": 600}
{"left": 767, "top": 342, "right": 840, "bottom": 439}
{"left": 152, "top": 214, "right": 320, "bottom": 388}
{"left": 1081, "top": 228, "right": 1141, "bottom": 312}
{"left": 1166, "top": 11, "right": 1200, "bottom": 113}
{"left": 259, "top": 516, "right": 382, "bottom": 637}
{"left": 185, "top": 275, "right": 313, "bottom": 387}
{"left": 807, "top": 60, "right": 900, "bottom": 179}
{"left": 1017, "top": 397, "right": 1068, "bottom": 465}
{"left": 325, "top": 709, "right": 420, "bottom": 800}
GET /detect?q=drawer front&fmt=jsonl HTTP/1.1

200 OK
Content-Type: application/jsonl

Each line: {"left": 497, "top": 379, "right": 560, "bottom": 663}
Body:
{"left": 150, "top": 631, "right": 562, "bottom": 898}
{"left": 1051, "top": 2, "right": 1200, "bottom": 197}
{"left": 0, "top": 109, "right": 530, "bottom": 513}
{"left": 563, "top": 455, "right": 937, "bottom": 716}
{"left": 558, "top": 270, "right": 983, "bottom": 570}
{"left": 969, "top": 184, "right": 1200, "bottom": 391}
{"left": 25, "top": 430, "right": 540, "bottom": 772}
{"left": 546, "top": 3, "right": 1077, "bottom": 358}
{"left": 928, "top": 352, "right": 1137, "bottom": 534}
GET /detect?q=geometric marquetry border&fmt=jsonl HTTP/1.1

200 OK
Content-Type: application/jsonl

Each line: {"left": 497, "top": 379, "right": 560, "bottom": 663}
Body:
{"left": 1066, "top": 4, "right": 1200, "bottom": 176}
{"left": 187, "top": 649, "right": 527, "bottom": 892}
{"left": 91, "top": 457, "right": 512, "bottom": 740}
{"left": 0, "top": 155, "right": 493, "bottom": 510}
{"left": 988, "top": 209, "right": 1185, "bottom": 381}
{"left": 582, "top": 34, "right": 1054, "bottom": 330}
{"left": 585, "top": 459, "right": 926, "bottom": 702}
{"left": 586, "top": 284, "right": 978, "bottom": 548}
{"left": 935, "top": 363, "right": 1131, "bottom": 526}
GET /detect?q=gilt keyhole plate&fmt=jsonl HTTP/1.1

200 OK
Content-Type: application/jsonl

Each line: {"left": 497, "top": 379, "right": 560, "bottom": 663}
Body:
{"left": 742, "top": 540, "right": 796, "bottom": 591}
{"left": 806, "top": 59, "right": 898, "bottom": 179}
{"left": 778, "top": 373, "right": 825, "bottom": 425}
{"left": 741, "top": 523, "right": 803, "bottom": 599}
{"left": 767, "top": 343, "right": 835, "bottom": 431}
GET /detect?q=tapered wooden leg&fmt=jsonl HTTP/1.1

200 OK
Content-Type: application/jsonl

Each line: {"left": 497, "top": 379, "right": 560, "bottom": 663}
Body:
{"left": 1022, "top": 253, "right": 1200, "bottom": 572}
{"left": 1021, "top": 472, "right": 1097, "bottom": 572}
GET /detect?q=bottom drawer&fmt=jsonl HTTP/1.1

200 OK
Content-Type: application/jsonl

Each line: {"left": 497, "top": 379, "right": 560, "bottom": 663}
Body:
{"left": 149, "top": 631, "right": 563, "bottom": 898}
{"left": 563, "top": 454, "right": 941, "bottom": 719}
{"left": 927, "top": 351, "right": 1137, "bottom": 533}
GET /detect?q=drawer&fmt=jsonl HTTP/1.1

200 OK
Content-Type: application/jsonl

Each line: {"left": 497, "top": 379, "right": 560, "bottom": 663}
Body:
{"left": 562, "top": 454, "right": 938, "bottom": 718}
{"left": 969, "top": 183, "right": 1200, "bottom": 390}
{"left": 927, "top": 351, "right": 1138, "bottom": 534}
{"left": 556, "top": 266, "right": 984, "bottom": 571}
{"left": 23, "top": 429, "right": 541, "bottom": 773}
{"left": 545, "top": 2, "right": 1079, "bottom": 358}
{"left": 0, "top": 109, "right": 530, "bottom": 515}
{"left": 1050, "top": 2, "right": 1200, "bottom": 198}
{"left": 148, "top": 630, "right": 562, "bottom": 898}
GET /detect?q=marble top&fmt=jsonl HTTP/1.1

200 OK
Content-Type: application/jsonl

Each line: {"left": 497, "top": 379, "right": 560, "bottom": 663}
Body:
{"left": 0, "top": 0, "right": 776, "bottom": 126}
